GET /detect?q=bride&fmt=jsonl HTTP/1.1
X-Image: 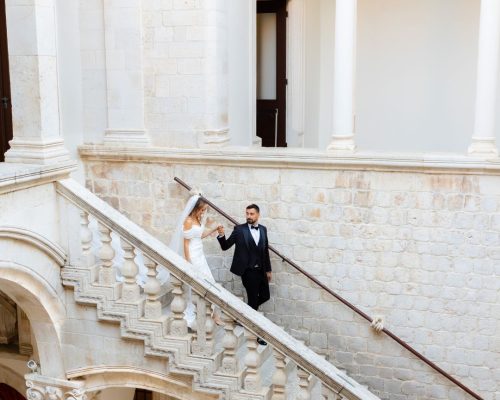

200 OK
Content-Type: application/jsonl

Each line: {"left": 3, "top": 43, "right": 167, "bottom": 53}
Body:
{"left": 168, "top": 192, "right": 223, "bottom": 326}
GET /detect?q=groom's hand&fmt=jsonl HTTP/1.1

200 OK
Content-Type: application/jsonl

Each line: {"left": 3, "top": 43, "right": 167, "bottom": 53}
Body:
{"left": 217, "top": 225, "right": 225, "bottom": 236}
{"left": 266, "top": 272, "right": 272, "bottom": 282}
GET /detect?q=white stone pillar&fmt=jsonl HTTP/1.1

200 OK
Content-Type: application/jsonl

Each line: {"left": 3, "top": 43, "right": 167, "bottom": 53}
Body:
{"left": 250, "top": 0, "right": 261, "bottom": 147}
{"left": 103, "top": 0, "right": 150, "bottom": 146}
{"left": 198, "top": 0, "right": 230, "bottom": 148}
{"left": 327, "top": 0, "right": 357, "bottom": 152}
{"left": 5, "top": 0, "right": 70, "bottom": 164}
{"left": 287, "top": 0, "right": 306, "bottom": 148}
{"left": 468, "top": 0, "right": 500, "bottom": 157}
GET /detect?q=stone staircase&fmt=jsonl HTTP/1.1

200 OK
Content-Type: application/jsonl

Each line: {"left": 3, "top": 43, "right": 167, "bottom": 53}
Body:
{"left": 57, "top": 178, "right": 380, "bottom": 400}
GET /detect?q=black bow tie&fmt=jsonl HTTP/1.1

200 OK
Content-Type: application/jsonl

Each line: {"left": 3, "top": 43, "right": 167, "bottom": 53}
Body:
{"left": 251, "top": 225, "right": 259, "bottom": 230}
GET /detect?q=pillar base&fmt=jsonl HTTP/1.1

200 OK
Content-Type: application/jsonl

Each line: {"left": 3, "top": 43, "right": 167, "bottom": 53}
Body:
{"left": 198, "top": 128, "right": 230, "bottom": 148}
{"left": 103, "top": 129, "right": 150, "bottom": 147}
{"left": 252, "top": 135, "right": 262, "bottom": 147}
{"left": 467, "top": 137, "right": 498, "bottom": 158}
{"left": 5, "top": 138, "right": 71, "bottom": 165}
{"left": 327, "top": 135, "right": 356, "bottom": 153}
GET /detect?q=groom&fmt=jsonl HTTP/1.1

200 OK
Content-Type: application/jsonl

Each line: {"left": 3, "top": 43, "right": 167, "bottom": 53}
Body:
{"left": 217, "top": 204, "right": 272, "bottom": 342}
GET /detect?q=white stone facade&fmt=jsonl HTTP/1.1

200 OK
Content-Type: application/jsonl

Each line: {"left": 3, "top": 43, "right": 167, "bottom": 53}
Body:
{"left": 2, "top": 0, "right": 500, "bottom": 399}
{"left": 43, "top": 0, "right": 499, "bottom": 154}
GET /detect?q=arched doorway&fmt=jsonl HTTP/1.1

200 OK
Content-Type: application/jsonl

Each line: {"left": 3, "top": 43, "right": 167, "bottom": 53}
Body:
{"left": 0, "top": 262, "right": 66, "bottom": 378}
{"left": 0, "top": 383, "right": 26, "bottom": 400}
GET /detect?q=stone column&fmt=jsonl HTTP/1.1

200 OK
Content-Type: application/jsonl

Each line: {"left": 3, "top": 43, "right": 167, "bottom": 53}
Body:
{"left": 287, "top": 0, "right": 306, "bottom": 148}
{"left": 468, "top": 0, "right": 500, "bottom": 157}
{"left": 250, "top": 0, "right": 261, "bottom": 147}
{"left": 198, "top": 0, "right": 230, "bottom": 148}
{"left": 102, "top": 0, "right": 150, "bottom": 146}
{"left": 327, "top": 0, "right": 357, "bottom": 152}
{"left": 5, "top": 0, "right": 70, "bottom": 164}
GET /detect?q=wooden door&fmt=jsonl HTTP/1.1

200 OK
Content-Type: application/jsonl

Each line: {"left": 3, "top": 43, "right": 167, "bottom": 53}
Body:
{"left": 256, "top": 0, "right": 287, "bottom": 147}
{"left": 0, "top": 0, "right": 12, "bottom": 162}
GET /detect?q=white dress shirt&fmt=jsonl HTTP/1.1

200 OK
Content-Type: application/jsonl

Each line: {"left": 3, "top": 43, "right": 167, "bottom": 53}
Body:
{"left": 248, "top": 223, "right": 260, "bottom": 245}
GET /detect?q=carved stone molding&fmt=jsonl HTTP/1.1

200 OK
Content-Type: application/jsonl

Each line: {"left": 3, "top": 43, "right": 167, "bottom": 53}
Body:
{"left": 0, "top": 227, "right": 66, "bottom": 266}
{"left": 78, "top": 145, "right": 500, "bottom": 175}
{"left": 25, "top": 375, "right": 87, "bottom": 400}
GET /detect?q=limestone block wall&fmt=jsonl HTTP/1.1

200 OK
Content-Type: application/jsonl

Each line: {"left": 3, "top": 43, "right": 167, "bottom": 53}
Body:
{"left": 61, "top": 293, "right": 168, "bottom": 375}
{"left": 142, "top": 0, "right": 228, "bottom": 148}
{"left": 83, "top": 158, "right": 500, "bottom": 400}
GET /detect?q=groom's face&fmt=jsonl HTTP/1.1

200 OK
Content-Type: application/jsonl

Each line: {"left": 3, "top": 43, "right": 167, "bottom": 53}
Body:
{"left": 246, "top": 208, "right": 259, "bottom": 225}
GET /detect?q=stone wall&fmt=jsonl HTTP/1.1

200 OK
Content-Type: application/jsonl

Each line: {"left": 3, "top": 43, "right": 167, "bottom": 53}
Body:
{"left": 84, "top": 158, "right": 500, "bottom": 400}
{"left": 142, "top": 0, "right": 228, "bottom": 148}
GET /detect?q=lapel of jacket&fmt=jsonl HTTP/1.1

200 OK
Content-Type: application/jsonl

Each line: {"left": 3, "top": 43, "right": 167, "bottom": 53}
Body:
{"left": 257, "top": 226, "right": 265, "bottom": 249}
{"left": 242, "top": 224, "right": 252, "bottom": 250}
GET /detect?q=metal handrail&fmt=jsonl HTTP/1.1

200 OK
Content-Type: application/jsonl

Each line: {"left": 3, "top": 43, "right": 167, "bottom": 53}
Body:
{"left": 174, "top": 176, "right": 483, "bottom": 400}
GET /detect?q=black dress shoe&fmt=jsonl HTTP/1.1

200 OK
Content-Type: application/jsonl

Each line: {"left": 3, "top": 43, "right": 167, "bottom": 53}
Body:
{"left": 256, "top": 337, "right": 267, "bottom": 346}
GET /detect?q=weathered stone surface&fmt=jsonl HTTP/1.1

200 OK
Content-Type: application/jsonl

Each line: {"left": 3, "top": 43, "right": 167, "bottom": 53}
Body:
{"left": 84, "top": 162, "right": 500, "bottom": 400}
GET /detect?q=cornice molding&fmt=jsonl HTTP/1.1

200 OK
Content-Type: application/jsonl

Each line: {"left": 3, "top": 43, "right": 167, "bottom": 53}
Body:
{"left": 0, "top": 161, "right": 77, "bottom": 195}
{"left": 79, "top": 145, "right": 500, "bottom": 175}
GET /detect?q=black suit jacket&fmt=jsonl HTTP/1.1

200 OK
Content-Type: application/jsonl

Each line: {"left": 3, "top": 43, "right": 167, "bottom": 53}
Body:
{"left": 217, "top": 224, "right": 272, "bottom": 276}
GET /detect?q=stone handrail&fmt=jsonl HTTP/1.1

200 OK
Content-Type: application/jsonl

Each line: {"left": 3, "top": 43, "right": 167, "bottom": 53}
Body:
{"left": 56, "top": 178, "right": 379, "bottom": 400}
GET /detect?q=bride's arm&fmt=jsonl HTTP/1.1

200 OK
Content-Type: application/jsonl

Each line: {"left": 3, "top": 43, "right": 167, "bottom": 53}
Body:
{"left": 201, "top": 216, "right": 218, "bottom": 239}
{"left": 183, "top": 217, "right": 192, "bottom": 262}
{"left": 201, "top": 225, "right": 219, "bottom": 239}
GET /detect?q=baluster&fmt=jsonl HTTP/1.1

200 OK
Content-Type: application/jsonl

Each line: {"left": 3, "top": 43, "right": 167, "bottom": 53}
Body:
{"left": 219, "top": 312, "right": 239, "bottom": 375}
{"left": 120, "top": 240, "right": 140, "bottom": 302}
{"left": 297, "top": 367, "right": 312, "bottom": 400}
{"left": 80, "top": 211, "right": 94, "bottom": 267}
{"left": 271, "top": 349, "right": 287, "bottom": 400}
{"left": 321, "top": 385, "right": 341, "bottom": 400}
{"left": 191, "top": 295, "right": 215, "bottom": 356}
{"left": 143, "top": 256, "right": 162, "bottom": 319}
{"left": 97, "top": 222, "right": 115, "bottom": 285}
{"left": 204, "top": 300, "right": 215, "bottom": 356}
{"left": 169, "top": 275, "right": 187, "bottom": 336}
{"left": 243, "top": 332, "right": 262, "bottom": 392}
{"left": 191, "top": 293, "right": 202, "bottom": 353}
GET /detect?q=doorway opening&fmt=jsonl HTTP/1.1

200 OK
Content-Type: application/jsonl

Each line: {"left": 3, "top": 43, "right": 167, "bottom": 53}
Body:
{"left": 256, "top": 0, "right": 287, "bottom": 147}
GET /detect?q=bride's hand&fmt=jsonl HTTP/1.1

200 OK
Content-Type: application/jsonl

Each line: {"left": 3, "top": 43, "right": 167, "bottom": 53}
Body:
{"left": 205, "top": 216, "right": 215, "bottom": 228}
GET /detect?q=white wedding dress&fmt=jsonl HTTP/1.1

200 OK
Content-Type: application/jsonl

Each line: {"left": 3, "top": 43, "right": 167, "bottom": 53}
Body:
{"left": 182, "top": 223, "right": 218, "bottom": 327}
{"left": 166, "top": 193, "right": 218, "bottom": 327}
{"left": 184, "top": 224, "right": 216, "bottom": 284}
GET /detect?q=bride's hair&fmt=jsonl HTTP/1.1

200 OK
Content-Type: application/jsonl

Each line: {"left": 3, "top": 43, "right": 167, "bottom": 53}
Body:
{"left": 189, "top": 197, "right": 208, "bottom": 218}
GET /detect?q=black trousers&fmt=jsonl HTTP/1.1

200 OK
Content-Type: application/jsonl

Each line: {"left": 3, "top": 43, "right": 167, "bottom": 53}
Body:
{"left": 241, "top": 267, "right": 270, "bottom": 310}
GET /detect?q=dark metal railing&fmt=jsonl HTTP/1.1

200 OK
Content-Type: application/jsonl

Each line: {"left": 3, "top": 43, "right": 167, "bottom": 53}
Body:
{"left": 174, "top": 176, "right": 483, "bottom": 400}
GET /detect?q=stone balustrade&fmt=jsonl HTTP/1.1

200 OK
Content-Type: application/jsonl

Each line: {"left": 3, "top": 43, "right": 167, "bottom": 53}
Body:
{"left": 55, "top": 178, "right": 379, "bottom": 400}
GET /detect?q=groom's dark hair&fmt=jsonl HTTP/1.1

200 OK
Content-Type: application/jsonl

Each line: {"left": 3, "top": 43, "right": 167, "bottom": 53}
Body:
{"left": 246, "top": 204, "right": 260, "bottom": 213}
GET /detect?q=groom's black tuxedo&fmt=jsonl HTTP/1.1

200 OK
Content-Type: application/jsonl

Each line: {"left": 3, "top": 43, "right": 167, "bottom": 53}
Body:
{"left": 217, "top": 223, "right": 272, "bottom": 310}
